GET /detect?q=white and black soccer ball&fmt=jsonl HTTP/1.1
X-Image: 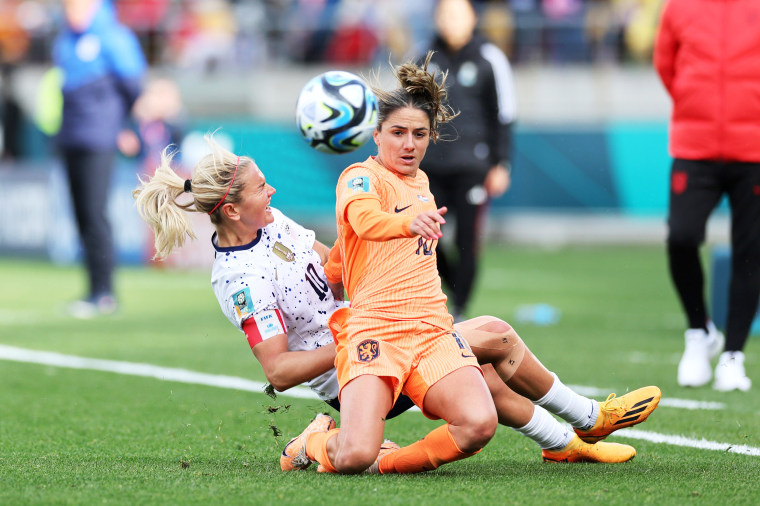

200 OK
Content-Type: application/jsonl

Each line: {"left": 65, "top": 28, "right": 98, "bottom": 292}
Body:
{"left": 295, "top": 71, "right": 378, "bottom": 154}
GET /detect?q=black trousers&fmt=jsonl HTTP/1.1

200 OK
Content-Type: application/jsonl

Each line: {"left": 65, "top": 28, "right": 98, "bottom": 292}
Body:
{"left": 62, "top": 148, "right": 117, "bottom": 299}
{"left": 427, "top": 170, "right": 489, "bottom": 315}
{"left": 667, "top": 158, "right": 760, "bottom": 352}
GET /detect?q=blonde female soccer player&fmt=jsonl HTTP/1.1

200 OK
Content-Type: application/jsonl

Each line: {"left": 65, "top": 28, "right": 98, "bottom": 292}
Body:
{"left": 133, "top": 134, "right": 659, "bottom": 474}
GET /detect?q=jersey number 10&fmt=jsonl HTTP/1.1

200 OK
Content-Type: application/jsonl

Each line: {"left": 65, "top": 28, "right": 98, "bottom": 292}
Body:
{"left": 306, "top": 263, "right": 329, "bottom": 300}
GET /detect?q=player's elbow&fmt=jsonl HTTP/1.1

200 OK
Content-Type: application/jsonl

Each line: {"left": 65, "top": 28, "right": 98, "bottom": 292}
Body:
{"left": 267, "top": 362, "right": 307, "bottom": 392}
{"left": 266, "top": 373, "right": 298, "bottom": 393}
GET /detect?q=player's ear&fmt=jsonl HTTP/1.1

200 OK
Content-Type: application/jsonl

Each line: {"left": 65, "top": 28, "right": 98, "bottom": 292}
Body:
{"left": 221, "top": 202, "right": 240, "bottom": 221}
{"left": 373, "top": 127, "right": 380, "bottom": 146}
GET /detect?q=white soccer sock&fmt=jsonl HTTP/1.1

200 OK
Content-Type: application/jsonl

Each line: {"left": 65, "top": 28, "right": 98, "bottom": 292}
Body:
{"left": 535, "top": 372, "right": 599, "bottom": 431}
{"left": 513, "top": 405, "right": 574, "bottom": 450}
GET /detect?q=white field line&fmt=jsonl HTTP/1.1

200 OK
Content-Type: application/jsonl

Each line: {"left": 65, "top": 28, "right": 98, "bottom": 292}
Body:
{"left": 566, "top": 385, "right": 726, "bottom": 411}
{"left": 0, "top": 344, "right": 319, "bottom": 400}
{"left": 0, "top": 344, "right": 756, "bottom": 457}
{"left": 617, "top": 428, "right": 760, "bottom": 457}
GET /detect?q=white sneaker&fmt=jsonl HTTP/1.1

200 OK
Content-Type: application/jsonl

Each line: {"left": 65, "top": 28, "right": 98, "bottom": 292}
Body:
{"left": 677, "top": 329, "right": 713, "bottom": 387}
{"left": 66, "top": 295, "right": 118, "bottom": 319}
{"left": 713, "top": 351, "right": 752, "bottom": 392}
{"left": 705, "top": 321, "right": 725, "bottom": 359}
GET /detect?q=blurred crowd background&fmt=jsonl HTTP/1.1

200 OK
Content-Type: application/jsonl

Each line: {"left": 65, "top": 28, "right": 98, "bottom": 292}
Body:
{"left": 0, "top": 0, "right": 686, "bottom": 270}
{"left": 1, "top": 0, "right": 662, "bottom": 71}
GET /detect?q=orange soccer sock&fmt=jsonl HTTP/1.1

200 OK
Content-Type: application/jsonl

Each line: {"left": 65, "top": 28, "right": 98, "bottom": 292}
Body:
{"left": 306, "top": 428, "right": 340, "bottom": 473}
{"left": 378, "top": 424, "right": 478, "bottom": 474}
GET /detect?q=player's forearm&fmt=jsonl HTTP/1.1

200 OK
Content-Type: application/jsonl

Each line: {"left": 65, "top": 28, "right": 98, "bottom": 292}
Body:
{"left": 324, "top": 240, "right": 342, "bottom": 284}
{"left": 346, "top": 199, "right": 412, "bottom": 241}
{"left": 266, "top": 343, "right": 337, "bottom": 391}
{"left": 312, "top": 240, "right": 331, "bottom": 266}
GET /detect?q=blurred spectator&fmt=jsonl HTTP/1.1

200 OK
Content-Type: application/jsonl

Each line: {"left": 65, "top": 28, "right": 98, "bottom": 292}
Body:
{"left": 53, "top": 0, "right": 147, "bottom": 318}
{"left": 542, "top": 0, "right": 589, "bottom": 63}
{"left": 0, "top": 0, "right": 670, "bottom": 68}
{"left": 0, "top": 0, "right": 31, "bottom": 160}
{"left": 33, "top": 66, "right": 63, "bottom": 139}
{"left": 166, "top": 0, "right": 237, "bottom": 72}
{"left": 284, "top": 0, "right": 340, "bottom": 63}
{"left": 423, "top": 0, "right": 516, "bottom": 321}
{"left": 373, "top": 1, "right": 414, "bottom": 62}
{"left": 509, "top": 0, "right": 543, "bottom": 63}
{"left": 584, "top": 0, "right": 619, "bottom": 63}
{"left": 0, "top": 0, "right": 31, "bottom": 65}
{"left": 623, "top": 0, "right": 662, "bottom": 63}
{"left": 1, "top": 65, "right": 24, "bottom": 161}
{"left": 478, "top": 2, "right": 515, "bottom": 59}
{"left": 654, "top": 0, "right": 759, "bottom": 391}
{"left": 361, "top": 0, "right": 435, "bottom": 63}
{"left": 324, "top": 0, "right": 377, "bottom": 65}
{"left": 118, "top": 77, "right": 186, "bottom": 171}
{"left": 114, "top": 0, "right": 171, "bottom": 64}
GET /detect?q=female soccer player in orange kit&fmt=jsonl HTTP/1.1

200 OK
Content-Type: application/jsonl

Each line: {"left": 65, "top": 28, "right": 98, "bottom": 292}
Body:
{"left": 282, "top": 54, "right": 659, "bottom": 474}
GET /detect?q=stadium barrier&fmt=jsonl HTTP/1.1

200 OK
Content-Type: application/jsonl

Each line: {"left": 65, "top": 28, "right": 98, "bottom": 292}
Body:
{"left": 0, "top": 120, "right": 731, "bottom": 268}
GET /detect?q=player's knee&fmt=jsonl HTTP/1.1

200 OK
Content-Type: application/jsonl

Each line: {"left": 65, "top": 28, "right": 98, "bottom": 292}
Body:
{"left": 458, "top": 315, "right": 519, "bottom": 351}
{"left": 667, "top": 227, "right": 702, "bottom": 249}
{"left": 333, "top": 445, "right": 378, "bottom": 474}
{"left": 457, "top": 410, "right": 497, "bottom": 452}
{"left": 476, "top": 316, "right": 512, "bottom": 335}
{"left": 462, "top": 315, "right": 511, "bottom": 335}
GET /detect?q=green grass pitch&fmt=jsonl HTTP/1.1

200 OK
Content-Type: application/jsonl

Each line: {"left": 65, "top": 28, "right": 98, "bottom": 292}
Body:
{"left": 1, "top": 244, "right": 758, "bottom": 505}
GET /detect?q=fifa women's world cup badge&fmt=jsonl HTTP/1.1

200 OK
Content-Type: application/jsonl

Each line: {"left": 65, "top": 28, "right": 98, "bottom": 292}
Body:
{"left": 233, "top": 287, "right": 253, "bottom": 317}
{"left": 357, "top": 339, "right": 380, "bottom": 362}
{"left": 349, "top": 176, "right": 369, "bottom": 193}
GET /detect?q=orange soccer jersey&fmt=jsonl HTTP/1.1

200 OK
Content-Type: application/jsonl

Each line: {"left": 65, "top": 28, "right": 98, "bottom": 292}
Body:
{"left": 334, "top": 156, "right": 451, "bottom": 329}
{"left": 333, "top": 158, "right": 479, "bottom": 414}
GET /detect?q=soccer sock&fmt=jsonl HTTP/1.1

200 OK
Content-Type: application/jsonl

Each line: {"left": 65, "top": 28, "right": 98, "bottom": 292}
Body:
{"left": 306, "top": 428, "right": 340, "bottom": 473}
{"left": 378, "top": 424, "right": 477, "bottom": 474}
{"left": 513, "top": 405, "right": 574, "bottom": 450}
{"left": 535, "top": 373, "right": 599, "bottom": 431}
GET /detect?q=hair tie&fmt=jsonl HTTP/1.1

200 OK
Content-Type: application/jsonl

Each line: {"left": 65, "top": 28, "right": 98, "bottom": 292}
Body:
{"left": 183, "top": 179, "right": 192, "bottom": 193}
{"left": 208, "top": 156, "right": 240, "bottom": 215}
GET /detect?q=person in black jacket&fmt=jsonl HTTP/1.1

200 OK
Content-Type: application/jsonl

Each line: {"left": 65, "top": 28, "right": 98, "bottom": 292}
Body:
{"left": 53, "top": 0, "right": 146, "bottom": 318}
{"left": 423, "top": 0, "right": 516, "bottom": 321}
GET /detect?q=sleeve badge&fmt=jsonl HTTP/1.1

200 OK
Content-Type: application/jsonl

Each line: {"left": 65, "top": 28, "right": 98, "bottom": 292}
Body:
{"left": 233, "top": 287, "right": 253, "bottom": 318}
{"left": 348, "top": 176, "right": 370, "bottom": 193}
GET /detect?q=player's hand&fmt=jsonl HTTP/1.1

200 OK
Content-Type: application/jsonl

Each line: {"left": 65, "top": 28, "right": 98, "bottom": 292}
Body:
{"left": 485, "top": 164, "right": 511, "bottom": 198}
{"left": 409, "top": 207, "right": 447, "bottom": 240}
{"left": 328, "top": 279, "right": 345, "bottom": 301}
{"left": 117, "top": 129, "right": 141, "bottom": 157}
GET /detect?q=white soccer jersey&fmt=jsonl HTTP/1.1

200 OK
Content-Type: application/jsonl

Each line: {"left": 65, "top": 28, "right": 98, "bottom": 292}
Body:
{"left": 211, "top": 207, "right": 346, "bottom": 401}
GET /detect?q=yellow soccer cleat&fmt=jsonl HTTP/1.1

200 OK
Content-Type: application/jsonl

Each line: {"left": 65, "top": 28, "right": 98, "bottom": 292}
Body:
{"left": 542, "top": 435, "right": 636, "bottom": 463}
{"left": 365, "top": 439, "right": 401, "bottom": 474}
{"left": 280, "top": 413, "right": 336, "bottom": 472}
{"left": 575, "top": 386, "right": 661, "bottom": 444}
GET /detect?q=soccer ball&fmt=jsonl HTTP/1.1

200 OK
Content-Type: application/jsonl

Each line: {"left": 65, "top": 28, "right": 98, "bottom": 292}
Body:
{"left": 295, "top": 71, "right": 378, "bottom": 154}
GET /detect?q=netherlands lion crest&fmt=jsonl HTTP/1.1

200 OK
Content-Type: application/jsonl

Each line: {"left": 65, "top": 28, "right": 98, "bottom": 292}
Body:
{"left": 357, "top": 339, "right": 380, "bottom": 363}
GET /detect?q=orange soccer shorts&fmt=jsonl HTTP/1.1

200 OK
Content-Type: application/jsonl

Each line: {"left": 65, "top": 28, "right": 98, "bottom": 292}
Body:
{"left": 331, "top": 308, "right": 481, "bottom": 419}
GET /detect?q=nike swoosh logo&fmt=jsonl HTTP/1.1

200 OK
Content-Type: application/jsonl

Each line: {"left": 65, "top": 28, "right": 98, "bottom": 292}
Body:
{"left": 394, "top": 205, "right": 412, "bottom": 213}
{"left": 461, "top": 353, "right": 475, "bottom": 359}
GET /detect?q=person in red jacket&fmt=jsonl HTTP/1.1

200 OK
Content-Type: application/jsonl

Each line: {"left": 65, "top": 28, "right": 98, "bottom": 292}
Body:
{"left": 654, "top": 0, "right": 760, "bottom": 392}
